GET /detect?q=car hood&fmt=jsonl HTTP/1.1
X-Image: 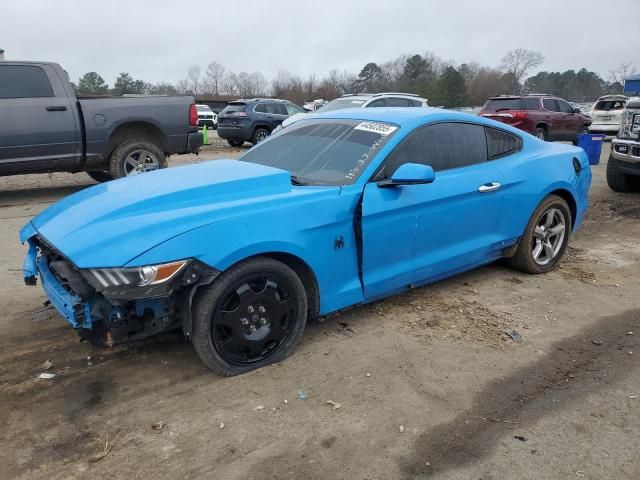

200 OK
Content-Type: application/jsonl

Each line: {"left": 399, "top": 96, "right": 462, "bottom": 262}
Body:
{"left": 21, "top": 160, "right": 302, "bottom": 268}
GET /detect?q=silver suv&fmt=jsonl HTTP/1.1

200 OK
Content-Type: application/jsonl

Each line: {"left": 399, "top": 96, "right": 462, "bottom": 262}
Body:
{"left": 607, "top": 97, "right": 640, "bottom": 192}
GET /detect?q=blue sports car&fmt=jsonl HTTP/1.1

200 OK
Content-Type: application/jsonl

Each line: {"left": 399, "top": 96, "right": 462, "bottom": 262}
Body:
{"left": 20, "top": 108, "right": 592, "bottom": 375}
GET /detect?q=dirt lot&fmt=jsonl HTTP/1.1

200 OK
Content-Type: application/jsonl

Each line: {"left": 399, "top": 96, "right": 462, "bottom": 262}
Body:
{"left": 1, "top": 139, "right": 639, "bottom": 480}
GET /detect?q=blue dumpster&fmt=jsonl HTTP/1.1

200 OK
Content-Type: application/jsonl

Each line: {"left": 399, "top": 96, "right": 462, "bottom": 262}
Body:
{"left": 577, "top": 133, "right": 605, "bottom": 165}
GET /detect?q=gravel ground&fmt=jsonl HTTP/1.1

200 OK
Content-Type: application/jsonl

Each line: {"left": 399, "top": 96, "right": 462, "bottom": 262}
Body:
{"left": 1, "top": 140, "right": 639, "bottom": 480}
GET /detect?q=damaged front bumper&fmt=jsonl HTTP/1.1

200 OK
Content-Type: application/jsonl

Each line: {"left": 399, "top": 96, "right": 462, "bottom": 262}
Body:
{"left": 20, "top": 225, "right": 218, "bottom": 345}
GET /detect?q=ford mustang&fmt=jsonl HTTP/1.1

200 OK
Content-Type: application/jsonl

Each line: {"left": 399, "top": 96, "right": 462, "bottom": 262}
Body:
{"left": 20, "top": 108, "right": 592, "bottom": 376}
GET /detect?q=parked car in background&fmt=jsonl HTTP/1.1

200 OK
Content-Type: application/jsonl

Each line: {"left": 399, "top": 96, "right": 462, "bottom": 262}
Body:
{"left": 589, "top": 95, "right": 628, "bottom": 135}
{"left": 607, "top": 97, "right": 640, "bottom": 192}
{"left": 303, "top": 99, "right": 328, "bottom": 111}
{"left": 0, "top": 61, "right": 203, "bottom": 182}
{"left": 217, "top": 98, "right": 306, "bottom": 146}
{"left": 479, "top": 94, "right": 591, "bottom": 142}
{"left": 277, "top": 92, "right": 429, "bottom": 131}
{"left": 196, "top": 104, "right": 217, "bottom": 130}
{"left": 318, "top": 92, "right": 429, "bottom": 112}
{"left": 21, "top": 108, "right": 591, "bottom": 376}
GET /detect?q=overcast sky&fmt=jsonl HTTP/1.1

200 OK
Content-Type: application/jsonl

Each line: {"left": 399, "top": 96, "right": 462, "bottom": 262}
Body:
{"left": 2, "top": 0, "right": 639, "bottom": 85}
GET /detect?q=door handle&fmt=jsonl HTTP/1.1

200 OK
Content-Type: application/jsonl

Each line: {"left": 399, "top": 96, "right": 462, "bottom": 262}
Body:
{"left": 46, "top": 105, "right": 67, "bottom": 111}
{"left": 478, "top": 182, "right": 501, "bottom": 193}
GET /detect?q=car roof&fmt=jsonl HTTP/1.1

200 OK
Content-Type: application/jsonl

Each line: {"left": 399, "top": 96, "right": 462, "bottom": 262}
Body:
{"left": 309, "top": 106, "right": 483, "bottom": 128}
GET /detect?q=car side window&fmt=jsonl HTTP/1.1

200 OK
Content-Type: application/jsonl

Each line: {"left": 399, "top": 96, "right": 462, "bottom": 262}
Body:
{"left": 557, "top": 101, "right": 574, "bottom": 113}
{"left": 485, "top": 127, "right": 522, "bottom": 159}
{"left": 381, "top": 122, "right": 487, "bottom": 177}
{"left": 523, "top": 98, "right": 540, "bottom": 110}
{"left": 543, "top": 99, "right": 560, "bottom": 112}
{"left": 366, "top": 98, "right": 386, "bottom": 108}
{"left": 387, "top": 98, "right": 411, "bottom": 107}
{"left": 254, "top": 103, "right": 267, "bottom": 113}
{"left": 409, "top": 99, "right": 423, "bottom": 107}
{"left": 272, "top": 103, "right": 288, "bottom": 115}
{"left": 0, "top": 65, "right": 54, "bottom": 99}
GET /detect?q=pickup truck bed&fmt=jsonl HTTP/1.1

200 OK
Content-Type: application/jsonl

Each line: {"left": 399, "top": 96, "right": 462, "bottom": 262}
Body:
{"left": 0, "top": 61, "right": 203, "bottom": 180}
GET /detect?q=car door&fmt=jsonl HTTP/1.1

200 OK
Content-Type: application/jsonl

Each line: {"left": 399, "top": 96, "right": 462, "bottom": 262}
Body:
{"left": 361, "top": 122, "right": 506, "bottom": 299}
{"left": 557, "top": 99, "right": 580, "bottom": 139}
{"left": 542, "top": 98, "right": 562, "bottom": 140}
{"left": 0, "top": 63, "right": 80, "bottom": 173}
{"left": 266, "top": 102, "right": 289, "bottom": 129}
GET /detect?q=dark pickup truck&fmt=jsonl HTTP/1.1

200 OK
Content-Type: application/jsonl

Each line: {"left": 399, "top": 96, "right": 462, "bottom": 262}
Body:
{"left": 0, "top": 61, "right": 203, "bottom": 182}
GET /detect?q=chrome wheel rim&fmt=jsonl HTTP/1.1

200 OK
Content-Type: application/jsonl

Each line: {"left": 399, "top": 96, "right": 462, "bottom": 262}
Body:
{"left": 255, "top": 131, "right": 269, "bottom": 142}
{"left": 535, "top": 130, "right": 546, "bottom": 140}
{"left": 123, "top": 149, "right": 160, "bottom": 176}
{"left": 532, "top": 208, "right": 566, "bottom": 265}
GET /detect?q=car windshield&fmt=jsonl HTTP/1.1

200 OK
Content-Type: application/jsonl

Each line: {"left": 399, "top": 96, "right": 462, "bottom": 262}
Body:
{"left": 317, "top": 98, "right": 367, "bottom": 112}
{"left": 239, "top": 119, "right": 398, "bottom": 186}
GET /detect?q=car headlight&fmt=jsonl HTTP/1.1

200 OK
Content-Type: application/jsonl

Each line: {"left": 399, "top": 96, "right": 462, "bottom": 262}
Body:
{"left": 84, "top": 260, "right": 189, "bottom": 290}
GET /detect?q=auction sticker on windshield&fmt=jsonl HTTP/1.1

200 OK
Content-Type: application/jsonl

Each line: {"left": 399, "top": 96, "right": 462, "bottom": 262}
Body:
{"left": 354, "top": 121, "right": 398, "bottom": 136}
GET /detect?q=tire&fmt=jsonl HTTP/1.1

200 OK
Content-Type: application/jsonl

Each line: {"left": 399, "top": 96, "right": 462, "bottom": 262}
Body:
{"left": 251, "top": 127, "right": 270, "bottom": 145}
{"left": 606, "top": 155, "right": 634, "bottom": 193}
{"left": 192, "top": 257, "right": 308, "bottom": 376}
{"left": 227, "top": 139, "right": 244, "bottom": 147}
{"left": 86, "top": 170, "right": 113, "bottom": 183}
{"left": 109, "top": 139, "right": 167, "bottom": 179}
{"left": 534, "top": 127, "right": 547, "bottom": 141}
{"left": 506, "top": 195, "right": 572, "bottom": 274}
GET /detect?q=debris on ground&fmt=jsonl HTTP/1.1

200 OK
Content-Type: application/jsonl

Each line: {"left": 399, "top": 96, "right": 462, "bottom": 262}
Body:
{"left": 88, "top": 431, "right": 121, "bottom": 463}
{"left": 151, "top": 422, "right": 167, "bottom": 431}
{"left": 629, "top": 395, "right": 637, "bottom": 399}
{"left": 253, "top": 405, "right": 264, "bottom": 411}
{"left": 284, "top": 399, "right": 288, "bottom": 404}
{"left": 399, "top": 425, "right": 405, "bottom": 433}
{"left": 366, "top": 372, "right": 371, "bottom": 377}
{"left": 219, "top": 422, "right": 225, "bottom": 429}
{"left": 41, "top": 360, "right": 53, "bottom": 370}
{"left": 592, "top": 339, "right": 603, "bottom": 345}
{"left": 326, "top": 400, "right": 342, "bottom": 411}
{"left": 37, "top": 372, "right": 55, "bottom": 379}
{"left": 505, "top": 330, "right": 523, "bottom": 342}
{"left": 514, "top": 435, "right": 527, "bottom": 441}
{"left": 297, "top": 390, "right": 308, "bottom": 400}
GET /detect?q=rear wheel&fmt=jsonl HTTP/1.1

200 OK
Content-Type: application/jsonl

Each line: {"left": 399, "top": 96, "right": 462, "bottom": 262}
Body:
{"left": 507, "top": 195, "right": 571, "bottom": 274}
{"left": 534, "top": 127, "right": 547, "bottom": 141}
{"left": 109, "top": 139, "right": 167, "bottom": 179}
{"left": 606, "top": 155, "right": 635, "bottom": 192}
{"left": 227, "top": 139, "right": 244, "bottom": 147}
{"left": 86, "top": 170, "right": 113, "bottom": 183}
{"left": 192, "top": 257, "right": 307, "bottom": 376}
{"left": 252, "top": 127, "right": 270, "bottom": 144}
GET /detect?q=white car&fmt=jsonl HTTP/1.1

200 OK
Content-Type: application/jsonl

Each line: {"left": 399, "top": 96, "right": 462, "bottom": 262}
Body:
{"left": 196, "top": 104, "right": 218, "bottom": 130}
{"left": 589, "top": 95, "right": 628, "bottom": 135}
{"left": 278, "top": 92, "right": 429, "bottom": 130}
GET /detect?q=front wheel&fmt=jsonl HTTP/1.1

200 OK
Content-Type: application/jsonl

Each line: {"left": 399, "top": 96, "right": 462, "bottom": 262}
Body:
{"left": 506, "top": 195, "right": 572, "bottom": 274}
{"left": 192, "top": 257, "right": 308, "bottom": 376}
{"left": 606, "top": 155, "right": 635, "bottom": 192}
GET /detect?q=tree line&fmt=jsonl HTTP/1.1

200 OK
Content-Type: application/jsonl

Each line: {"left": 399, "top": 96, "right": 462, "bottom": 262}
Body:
{"left": 72, "top": 49, "right": 636, "bottom": 107}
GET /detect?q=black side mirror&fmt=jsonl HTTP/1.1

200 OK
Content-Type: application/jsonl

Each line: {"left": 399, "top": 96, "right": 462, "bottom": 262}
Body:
{"left": 377, "top": 163, "right": 435, "bottom": 188}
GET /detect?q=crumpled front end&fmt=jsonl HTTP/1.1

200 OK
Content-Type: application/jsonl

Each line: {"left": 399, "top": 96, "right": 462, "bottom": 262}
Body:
{"left": 21, "top": 224, "right": 217, "bottom": 346}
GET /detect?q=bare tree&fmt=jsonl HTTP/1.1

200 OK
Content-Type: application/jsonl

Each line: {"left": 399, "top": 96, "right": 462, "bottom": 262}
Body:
{"left": 609, "top": 62, "right": 637, "bottom": 84}
{"left": 205, "top": 61, "right": 225, "bottom": 95}
{"left": 186, "top": 64, "right": 202, "bottom": 96}
{"left": 500, "top": 48, "right": 544, "bottom": 92}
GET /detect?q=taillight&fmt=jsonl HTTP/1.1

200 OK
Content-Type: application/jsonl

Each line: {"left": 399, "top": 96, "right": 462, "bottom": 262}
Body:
{"left": 189, "top": 104, "right": 198, "bottom": 126}
{"left": 514, "top": 111, "right": 526, "bottom": 120}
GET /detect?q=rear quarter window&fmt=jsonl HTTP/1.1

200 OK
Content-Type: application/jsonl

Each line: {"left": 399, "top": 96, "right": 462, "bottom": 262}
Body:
{"left": 222, "top": 103, "right": 247, "bottom": 114}
{"left": 0, "top": 65, "right": 54, "bottom": 99}
{"left": 485, "top": 127, "right": 522, "bottom": 159}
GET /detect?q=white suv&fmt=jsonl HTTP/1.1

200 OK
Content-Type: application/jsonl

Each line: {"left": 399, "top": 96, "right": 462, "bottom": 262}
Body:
{"left": 278, "top": 92, "right": 428, "bottom": 130}
{"left": 589, "top": 95, "right": 628, "bottom": 135}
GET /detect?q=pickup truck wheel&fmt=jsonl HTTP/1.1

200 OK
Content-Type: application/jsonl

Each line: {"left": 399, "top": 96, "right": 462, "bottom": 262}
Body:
{"left": 534, "top": 127, "right": 547, "bottom": 141}
{"left": 506, "top": 195, "right": 571, "bottom": 274}
{"left": 86, "top": 171, "right": 113, "bottom": 183}
{"left": 192, "top": 257, "right": 307, "bottom": 376}
{"left": 228, "top": 140, "right": 244, "bottom": 147}
{"left": 109, "top": 139, "right": 167, "bottom": 179}
{"left": 606, "top": 155, "right": 634, "bottom": 192}
{"left": 252, "top": 128, "right": 270, "bottom": 144}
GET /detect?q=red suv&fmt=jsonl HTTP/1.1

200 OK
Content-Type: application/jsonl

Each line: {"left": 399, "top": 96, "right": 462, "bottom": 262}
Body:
{"left": 479, "top": 94, "right": 591, "bottom": 142}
